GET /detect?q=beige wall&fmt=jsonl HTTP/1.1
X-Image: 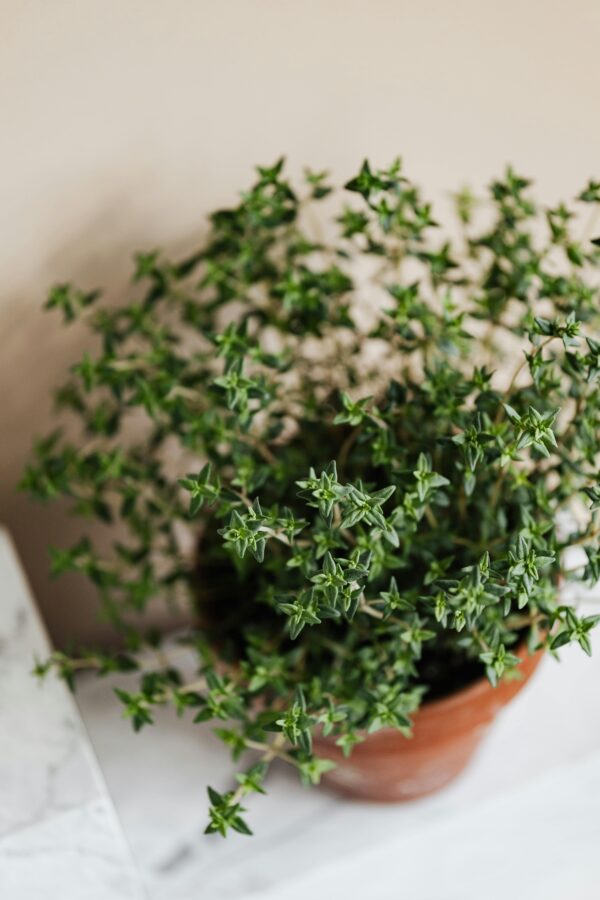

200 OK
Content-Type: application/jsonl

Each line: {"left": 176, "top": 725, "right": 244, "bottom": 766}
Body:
{"left": 2, "top": 0, "right": 600, "bottom": 644}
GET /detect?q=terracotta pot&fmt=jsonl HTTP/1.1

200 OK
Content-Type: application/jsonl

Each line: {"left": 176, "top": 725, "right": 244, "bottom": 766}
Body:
{"left": 312, "top": 644, "right": 544, "bottom": 802}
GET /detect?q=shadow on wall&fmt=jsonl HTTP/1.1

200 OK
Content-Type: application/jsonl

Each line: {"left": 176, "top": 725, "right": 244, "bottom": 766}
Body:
{"left": 1, "top": 197, "right": 201, "bottom": 647}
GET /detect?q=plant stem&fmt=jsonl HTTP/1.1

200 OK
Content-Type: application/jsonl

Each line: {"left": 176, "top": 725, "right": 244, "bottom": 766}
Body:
{"left": 494, "top": 336, "right": 555, "bottom": 426}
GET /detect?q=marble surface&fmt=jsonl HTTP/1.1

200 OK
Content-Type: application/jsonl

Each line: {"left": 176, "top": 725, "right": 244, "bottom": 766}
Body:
{"left": 4, "top": 516, "right": 599, "bottom": 899}
{"left": 0, "top": 528, "right": 144, "bottom": 899}
{"left": 76, "top": 583, "right": 600, "bottom": 900}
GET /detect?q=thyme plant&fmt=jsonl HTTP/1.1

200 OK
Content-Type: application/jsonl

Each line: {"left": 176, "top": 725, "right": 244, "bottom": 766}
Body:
{"left": 23, "top": 159, "right": 600, "bottom": 836}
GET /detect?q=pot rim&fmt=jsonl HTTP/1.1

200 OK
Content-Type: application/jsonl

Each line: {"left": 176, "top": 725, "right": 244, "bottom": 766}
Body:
{"left": 314, "top": 639, "right": 544, "bottom": 748}
{"left": 415, "top": 639, "right": 541, "bottom": 720}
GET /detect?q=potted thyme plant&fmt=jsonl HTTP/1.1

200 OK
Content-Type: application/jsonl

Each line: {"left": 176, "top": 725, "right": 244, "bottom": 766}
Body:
{"left": 23, "top": 159, "right": 600, "bottom": 836}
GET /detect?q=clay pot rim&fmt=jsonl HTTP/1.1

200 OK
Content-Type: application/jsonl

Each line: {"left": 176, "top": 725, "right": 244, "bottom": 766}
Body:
{"left": 314, "top": 639, "right": 544, "bottom": 750}
{"left": 415, "top": 639, "right": 540, "bottom": 719}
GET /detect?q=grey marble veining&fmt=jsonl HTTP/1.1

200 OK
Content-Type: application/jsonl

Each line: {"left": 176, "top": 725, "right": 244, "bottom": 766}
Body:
{"left": 0, "top": 528, "right": 144, "bottom": 898}
{"left": 0, "top": 799, "right": 143, "bottom": 900}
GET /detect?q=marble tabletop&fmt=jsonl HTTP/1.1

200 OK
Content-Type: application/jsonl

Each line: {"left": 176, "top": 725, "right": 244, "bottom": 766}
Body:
{"left": 0, "top": 528, "right": 145, "bottom": 899}
{"left": 3, "top": 519, "right": 600, "bottom": 899}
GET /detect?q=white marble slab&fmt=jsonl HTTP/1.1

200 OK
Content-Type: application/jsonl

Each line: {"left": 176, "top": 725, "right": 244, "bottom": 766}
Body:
{"left": 257, "top": 753, "right": 600, "bottom": 900}
{"left": 77, "top": 583, "right": 600, "bottom": 900}
{"left": 0, "top": 799, "right": 144, "bottom": 900}
{"left": 0, "top": 528, "right": 144, "bottom": 899}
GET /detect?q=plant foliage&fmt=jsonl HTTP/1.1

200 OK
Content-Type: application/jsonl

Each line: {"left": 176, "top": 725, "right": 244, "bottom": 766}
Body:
{"left": 24, "top": 158, "right": 600, "bottom": 835}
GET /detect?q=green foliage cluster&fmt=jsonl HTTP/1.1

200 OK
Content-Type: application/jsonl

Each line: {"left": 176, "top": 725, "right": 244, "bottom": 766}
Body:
{"left": 24, "top": 158, "right": 600, "bottom": 836}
